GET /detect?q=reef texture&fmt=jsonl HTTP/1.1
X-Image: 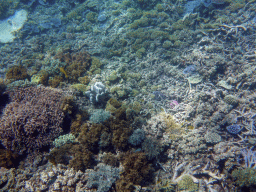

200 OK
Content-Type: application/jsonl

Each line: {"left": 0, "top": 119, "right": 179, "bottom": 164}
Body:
{"left": 0, "top": 0, "right": 256, "bottom": 191}
{"left": 0, "top": 86, "right": 65, "bottom": 154}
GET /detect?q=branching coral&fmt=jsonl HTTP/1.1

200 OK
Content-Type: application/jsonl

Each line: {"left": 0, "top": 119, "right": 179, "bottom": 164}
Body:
{"left": 0, "top": 86, "right": 65, "bottom": 154}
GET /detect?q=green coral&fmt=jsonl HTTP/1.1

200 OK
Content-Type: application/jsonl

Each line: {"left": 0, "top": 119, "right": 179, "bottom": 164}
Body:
{"left": 136, "top": 47, "right": 146, "bottom": 58}
{"left": 53, "top": 134, "right": 75, "bottom": 148}
{"left": 177, "top": 175, "right": 199, "bottom": 192}
{"left": 86, "top": 12, "right": 98, "bottom": 23}
{"left": 232, "top": 168, "right": 256, "bottom": 187}
{"left": 130, "top": 17, "right": 151, "bottom": 29}
{"left": 66, "top": 2, "right": 88, "bottom": 20}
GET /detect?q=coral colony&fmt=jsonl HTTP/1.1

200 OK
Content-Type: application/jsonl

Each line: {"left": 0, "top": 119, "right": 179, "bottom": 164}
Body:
{"left": 0, "top": 0, "right": 256, "bottom": 191}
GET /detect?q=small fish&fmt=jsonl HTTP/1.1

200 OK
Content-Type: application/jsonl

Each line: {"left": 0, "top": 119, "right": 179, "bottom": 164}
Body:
{"left": 59, "top": 67, "right": 68, "bottom": 78}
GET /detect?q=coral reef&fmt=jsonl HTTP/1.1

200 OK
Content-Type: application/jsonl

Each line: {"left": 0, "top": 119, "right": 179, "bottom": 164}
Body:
{"left": 0, "top": 0, "right": 256, "bottom": 191}
{"left": 116, "top": 151, "right": 154, "bottom": 191}
{"left": 54, "top": 50, "right": 92, "bottom": 83}
{"left": 128, "top": 128, "right": 145, "bottom": 146}
{"left": 0, "top": 164, "right": 89, "bottom": 191}
{"left": 89, "top": 109, "right": 111, "bottom": 124}
{"left": 86, "top": 164, "right": 120, "bottom": 192}
{"left": 232, "top": 168, "right": 256, "bottom": 188}
{"left": 52, "top": 134, "right": 76, "bottom": 148}
{"left": 0, "top": 149, "right": 19, "bottom": 168}
{"left": 6, "top": 66, "right": 29, "bottom": 81}
{"left": 85, "top": 82, "right": 109, "bottom": 105}
{"left": 0, "top": 86, "right": 65, "bottom": 154}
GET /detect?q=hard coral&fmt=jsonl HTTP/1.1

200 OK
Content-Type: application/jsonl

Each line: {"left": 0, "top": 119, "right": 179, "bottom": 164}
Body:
{"left": 232, "top": 168, "right": 256, "bottom": 187}
{"left": 0, "top": 86, "right": 65, "bottom": 154}
{"left": 6, "top": 65, "right": 29, "bottom": 81}
{"left": 54, "top": 50, "right": 92, "bottom": 83}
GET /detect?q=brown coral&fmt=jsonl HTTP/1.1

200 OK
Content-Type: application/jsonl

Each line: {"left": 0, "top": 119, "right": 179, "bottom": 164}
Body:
{"left": 0, "top": 86, "right": 65, "bottom": 154}
{"left": 116, "top": 151, "right": 154, "bottom": 191}
{"left": 0, "top": 149, "right": 19, "bottom": 168}
{"left": 54, "top": 50, "right": 92, "bottom": 82}
{"left": 6, "top": 66, "right": 29, "bottom": 81}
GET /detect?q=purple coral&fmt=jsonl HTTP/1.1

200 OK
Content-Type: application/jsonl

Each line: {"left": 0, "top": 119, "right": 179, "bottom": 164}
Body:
{"left": 0, "top": 86, "right": 65, "bottom": 154}
{"left": 226, "top": 124, "right": 242, "bottom": 134}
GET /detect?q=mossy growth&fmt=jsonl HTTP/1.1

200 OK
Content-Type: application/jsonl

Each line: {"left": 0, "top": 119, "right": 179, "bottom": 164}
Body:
{"left": 66, "top": 2, "right": 88, "bottom": 20}
{"left": 171, "top": 19, "right": 187, "bottom": 31}
{"left": 122, "top": 0, "right": 132, "bottom": 6}
{"left": 107, "top": 49, "right": 123, "bottom": 58}
{"left": 116, "top": 151, "right": 154, "bottom": 191}
{"left": 136, "top": 47, "right": 146, "bottom": 58}
{"left": 107, "top": 71, "right": 119, "bottom": 82}
{"left": 70, "top": 83, "right": 87, "bottom": 93}
{"left": 110, "top": 86, "right": 128, "bottom": 99}
{"left": 54, "top": 50, "right": 92, "bottom": 83}
{"left": 47, "top": 143, "right": 94, "bottom": 171}
{"left": 70, "top": 114, "right": 83, "bottom": 136}
{"left": 86, "top": 12, "right": 98, "bottom": 23}
{"left": 132, "top": 89, "right": 140, "bottom": 97}
{"left": 112, "top": 9, "right": 121, "bottom": 16}
{"left": 48, "top": 76, "right": 64, "bottom": 88}
{"left": 6, "top": 65, "right": 29, "bottom": 81}
{"left": 132, "top": 101, "right": 142, "bottom": 114}
{"left": 154, "top": 178, "right": 176, "bottom": 192}
{"left": 0, "top": 0, "right": 18, "bottom": 19}
{"left": 134, "top": 0, "right": 158, "bottom": 9}
{"left": 143, "top": 10, "right": 158, "bottom": 18}
{"left": 129, "top": 17, "right": 151, "bottom": 29}
{"left": 150, "top": 30, "right": 170, "bottom": 41}
{"left": 60, "top": 96, "right": 76, "bottom": 116}
{"left": 106, "top": 97, "right": 122, "bottom": 113}
{"left": 228, "top": 0, "right": 246, "bottom": 12}
{"left": 155, "top": 3, "right": 164, "bottom": 12}
{"left": 162, "top": 40, "right": 173, "bottom": 49}
{"left": 77, "top": 117, "right": 133, "bottom": 152}
{"left": 31, "top": 70, "right": 49, "bottom": 85}
{"left": 78, "top": 75, "right": 90, "bottom": 85}
{"left": 177, "top": 175, "right": 199, "bottom": 192}
{"left": 160, "top": 112, "right": 183, "bottom": 139}
{"left": 102, "top": 152, "right": 119, "bottom": 167}
{"left": 158, "top": 22, "right": 170, "bottom": 28}
{"left": 89, "top": 56, "right": 103, "bottom": 74}
{"left": 232, "top": 168, "right": 256, "bottom": 187}
{"left": 0, "top": 78, "right": 5, "bottom": 95}
{"left": 81, "top": 21, "right": 93, "bottom": 32}
{"left": 127, "top": 8, "right": 143, "bottom": 20}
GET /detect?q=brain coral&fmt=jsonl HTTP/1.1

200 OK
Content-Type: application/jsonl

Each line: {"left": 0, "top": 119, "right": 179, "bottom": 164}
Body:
{"left": 0, "top": 86, "right": 65, "bottom": 154}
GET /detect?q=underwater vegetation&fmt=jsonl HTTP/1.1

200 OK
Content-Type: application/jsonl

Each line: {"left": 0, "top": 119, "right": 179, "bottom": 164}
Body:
{"left": 6, "top": 65, "right": 29, "bottom": 82}
{"left": 0, "top": 0, "right": 256, "bottom": 191}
